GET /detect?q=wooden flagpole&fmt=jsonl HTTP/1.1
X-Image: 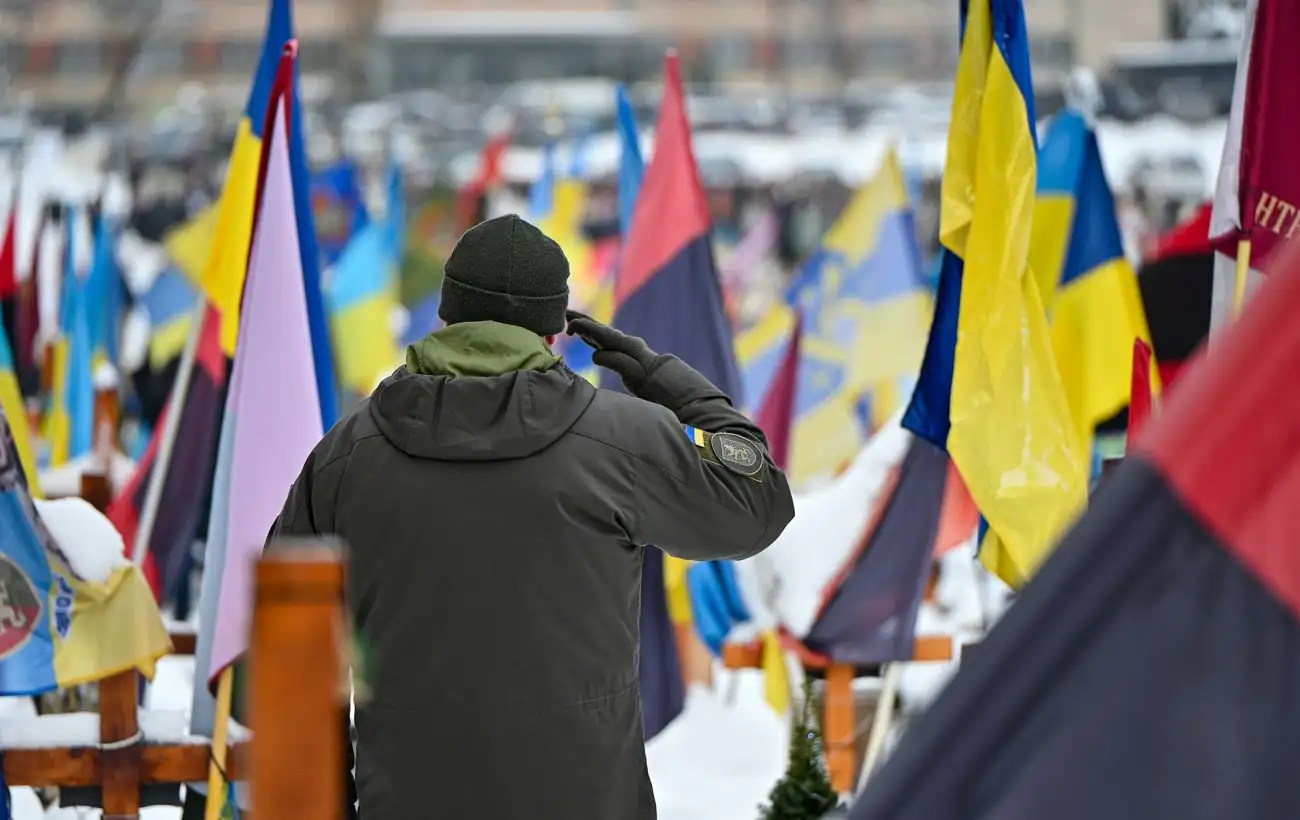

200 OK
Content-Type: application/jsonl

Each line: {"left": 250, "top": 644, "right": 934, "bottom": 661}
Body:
{"left": 202, "top": 667, "right": 235, "bottom": 820}
{"left": 1234, "top": 239, "right": 1252, "bottom": 317}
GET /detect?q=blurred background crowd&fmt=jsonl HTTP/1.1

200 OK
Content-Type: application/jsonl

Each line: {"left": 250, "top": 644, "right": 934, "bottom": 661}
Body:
{"left": 0, "top": 0, "right": 1242, "bottom": 279}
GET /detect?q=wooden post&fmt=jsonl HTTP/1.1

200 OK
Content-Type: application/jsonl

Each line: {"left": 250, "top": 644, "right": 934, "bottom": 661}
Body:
{"left": 99, "top": 671, "right": 142, "bottom": 820}
{"left": 80, "top": 471, "right": 113, "bottom": 514}
{"left": 94, "top": 384, "right": 121, "bottom": 458}
{"left": 823, "top": 664, "right": 856, "bottom": 794}
{"left": 250, "top": 538, "right": 346, "bottom": 820}
{"left": 674, "top": 623, "right": 713, "bottom": 687}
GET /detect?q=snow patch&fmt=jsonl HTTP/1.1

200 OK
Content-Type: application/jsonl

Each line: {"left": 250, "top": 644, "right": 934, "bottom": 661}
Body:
{"left": 37, "top": 452, "right": 137, "bottom": 500}
{"left": 735, "top": 415, "right": 912, "bottom": 637}
{"left": 119, "top": 306, "right": 152, "bottom": 374}
{"left": 92, "top": 362, "right": 119, "bottom": 391}
{"left": 32, "top": 497, "right": 127, "bottom": 584}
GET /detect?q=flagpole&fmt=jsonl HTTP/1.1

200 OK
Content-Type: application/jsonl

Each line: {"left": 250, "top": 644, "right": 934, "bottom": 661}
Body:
{"left": 1233, "top": 238, "right": 1252, "bottom": 317}
{"left": 203, "top": 667, "right": 235, "bottom": 820}
{"left": 129, "top": 291, "right": 207, "bottom": 566}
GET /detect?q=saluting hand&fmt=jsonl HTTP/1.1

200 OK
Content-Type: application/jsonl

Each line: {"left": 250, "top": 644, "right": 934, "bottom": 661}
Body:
{"left": 564, "top": 310, "right": 660, "bottom": 393}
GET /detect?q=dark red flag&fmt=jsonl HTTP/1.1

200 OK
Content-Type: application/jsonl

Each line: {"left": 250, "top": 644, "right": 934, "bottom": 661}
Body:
{"left": 753, "top": 317, "right": 800, "bottom": 470}
{"left": 1210, "top": 0, "right": 1300, "bottom": 269}
{"left": 1127, "top": 337, "right": 1153, "bottom": 447}
{"left": 0, "top": 202, "right": 16, "bottom": 300}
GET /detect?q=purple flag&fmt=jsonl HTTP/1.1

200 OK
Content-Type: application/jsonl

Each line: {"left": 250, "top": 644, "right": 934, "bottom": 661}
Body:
{"left": 208, "top": 62, "right": 324, "bottom": 682}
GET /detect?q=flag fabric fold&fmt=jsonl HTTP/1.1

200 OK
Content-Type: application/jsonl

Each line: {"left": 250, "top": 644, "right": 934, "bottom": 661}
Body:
{"left": 850, "top": 220, "right": 1300, "bottom": 820}
{"left": 803, "top": 436, "right": 950, "bottom": 665}
{"left": 902, "top": 0, "right": 1087, "bottom": 588}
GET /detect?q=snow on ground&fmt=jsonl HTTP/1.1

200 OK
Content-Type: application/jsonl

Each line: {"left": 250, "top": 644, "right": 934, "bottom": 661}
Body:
{"left": 647, "top": 674, "right": 788, "bottom": 820}
{"left": 0, "top": 659, "right": 788, "bottom": 820}
{"left": 0, "top": 546, "right": 999, "bottom": 818}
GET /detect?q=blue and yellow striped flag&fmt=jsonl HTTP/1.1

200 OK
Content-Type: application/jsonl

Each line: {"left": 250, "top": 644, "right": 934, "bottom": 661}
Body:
{"left": 0, "top": 313, "right": 38, "bottom": 494}
{"left": 1033, "top": 109, "right": 1155, "bottom": 457}
{"left": 902, "top": 0, "right": 1087, "bottom": 588}
{"left": 45, "top": 207, "right": 95, "bottom": 469}
{"left": 163, "top": 0, "right": 337, "bottom": 427}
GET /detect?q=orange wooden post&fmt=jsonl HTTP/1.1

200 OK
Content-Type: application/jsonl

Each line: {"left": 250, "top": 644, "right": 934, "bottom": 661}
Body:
{"left": 250, "top": 538, "right": 346, "bottom": 820}
{"left": 674, "top": 623, "right": 713, "bottom": 687}
{"left": 94, "top": 384, "right": 120, "bottom": 453}
{"left": 80, "top": 471, "right": 113, "bottom": 513}
{"left": 823, "top": 663, "right": 857, "bottom": 794}
{"left": 40, "top": 345, "right": 54, "bottom": 397}
{"left": 99, "top": 670, "right": 143, "bottom": 819}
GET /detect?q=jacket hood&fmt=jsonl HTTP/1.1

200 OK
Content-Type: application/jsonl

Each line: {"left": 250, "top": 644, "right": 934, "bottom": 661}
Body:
{"left": 369, "top": 321, "right": 596, "bottom": 461}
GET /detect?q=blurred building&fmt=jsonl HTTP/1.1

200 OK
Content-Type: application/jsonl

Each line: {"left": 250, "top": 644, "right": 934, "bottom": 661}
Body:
{"left": 377, "top": 0, "right": 1166, "bottom": 92}
{"left": 0, "top": 0, "right": 1170, "bottom": 112}
{"left": 0, "top": 0, "right": 367, "bottom": 113}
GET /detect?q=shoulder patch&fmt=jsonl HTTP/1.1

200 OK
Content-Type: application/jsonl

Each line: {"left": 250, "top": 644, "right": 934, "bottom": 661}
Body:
{"left": 711, "top": 432, "right": 765, "bottom": 480}
{"left": 682, "top": 425, "right": 766, "bottom": 481}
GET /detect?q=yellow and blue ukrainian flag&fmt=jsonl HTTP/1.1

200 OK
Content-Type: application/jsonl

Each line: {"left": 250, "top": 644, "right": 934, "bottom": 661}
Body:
{"left": 326, "top": 169, "right": 402, "bottom": 396}
{"left": 141, "top": 267, "right": 199, "bottom": 372}
{"left": 1032, "top": 109, "right": 1154, "bottom": 459}
{"left": 85, "top": 210, "right": 124, "bottom": 367}
{"left": 784, "top": 147, "right": 931, "bottom": 486}
{"left": 903, "top": 0, "right": 1088, "bottom": 588}
{"left": 0, "top": 313, "right": 38, "bottom": 493}
{"left": 165, "top": 0, "right": 338, "bottom": 427}
{"left": 44, "top": 207, "right": 95, "bottom": 468}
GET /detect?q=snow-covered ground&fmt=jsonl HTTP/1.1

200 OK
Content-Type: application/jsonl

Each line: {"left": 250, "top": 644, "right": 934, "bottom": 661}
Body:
{"left": 0, "top": 660, "right": 789, "bottom": 820}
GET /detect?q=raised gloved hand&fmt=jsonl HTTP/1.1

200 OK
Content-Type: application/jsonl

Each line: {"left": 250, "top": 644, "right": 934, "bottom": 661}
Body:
{"left": 565, "top": 310, "right": 659, "bottom": 394}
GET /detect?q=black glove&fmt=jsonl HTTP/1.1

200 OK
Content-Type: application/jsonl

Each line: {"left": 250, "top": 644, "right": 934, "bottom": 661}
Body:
{"left": 565, "top": 310, "right": 659, "bottom": 393}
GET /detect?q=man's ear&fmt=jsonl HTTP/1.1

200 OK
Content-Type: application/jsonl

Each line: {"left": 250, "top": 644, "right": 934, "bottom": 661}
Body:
{"left": 544, "top": 334, "right": 558, "bottom": 347}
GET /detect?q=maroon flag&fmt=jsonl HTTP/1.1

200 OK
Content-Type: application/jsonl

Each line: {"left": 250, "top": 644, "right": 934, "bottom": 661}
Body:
{"left": 851, "top": 224, "right": 1300, "bottom": 820}
{"left": 753, "top": 316, "right": 800, "bottom": 470}
{"left": 1127, "top": 337, "right": 1153, "bottom": 447}
{"left": 1210, "top": 0, "right": 1300, "bottom": 268}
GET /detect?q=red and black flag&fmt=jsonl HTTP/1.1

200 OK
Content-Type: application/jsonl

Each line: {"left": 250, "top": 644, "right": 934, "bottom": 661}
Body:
{"left": 1137, "top": 202, "right": 1214, "bottom": 389}
{"left": 609, "top": 51, "right": 742, "bottom": 739}
{"left": 107, "top": 306, "right": 227, "bottom": 600}
{"left": 851, "top": 232, "right": 1300, "bottom": 819}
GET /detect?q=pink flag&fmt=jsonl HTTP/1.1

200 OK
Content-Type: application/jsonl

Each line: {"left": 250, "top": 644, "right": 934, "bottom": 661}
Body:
{"left": 721, "top": 209, "right": 778, "bottom": 289}
{"left": 753, "top": 316, "right": 801, "bottom": 470}
{"left": 208, "top": 47, "right": 325, "bottom": 679}
{"left": 720, "top": 209, "right": 778, "bottom": 323}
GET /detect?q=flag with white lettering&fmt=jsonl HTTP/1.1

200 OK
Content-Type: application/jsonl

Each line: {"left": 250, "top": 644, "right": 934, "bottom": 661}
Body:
{"left": 1208, "top": 0, "right": 1300, "bottom": 329}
